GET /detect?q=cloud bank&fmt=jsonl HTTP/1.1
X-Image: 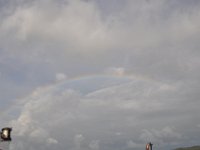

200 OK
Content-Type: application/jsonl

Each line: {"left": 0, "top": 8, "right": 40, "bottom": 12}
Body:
{"left": 8, "top": 75, "right": 200, "bottom": 150}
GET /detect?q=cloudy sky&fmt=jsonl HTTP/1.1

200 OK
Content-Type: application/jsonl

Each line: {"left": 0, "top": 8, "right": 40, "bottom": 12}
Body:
{"left": 0, "top": 0, "right": 200, "bottom": 150}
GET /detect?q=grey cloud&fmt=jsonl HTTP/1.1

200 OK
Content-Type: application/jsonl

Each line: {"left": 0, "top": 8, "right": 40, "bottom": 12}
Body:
{"left": 0, "top": 0, "right": 200, "bottom": 149}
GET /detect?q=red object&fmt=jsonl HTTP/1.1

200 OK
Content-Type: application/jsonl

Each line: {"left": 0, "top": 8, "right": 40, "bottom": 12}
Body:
{"left": 146, "top": 143, "right": 153, "bottom": 150}
{"left": 146, "top": 143, "right": 150, "bottom": 150}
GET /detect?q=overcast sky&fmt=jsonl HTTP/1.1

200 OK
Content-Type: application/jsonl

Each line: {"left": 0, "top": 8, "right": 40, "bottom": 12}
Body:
{"left": 0, "top": 0, "right": 200, "bottom": 150}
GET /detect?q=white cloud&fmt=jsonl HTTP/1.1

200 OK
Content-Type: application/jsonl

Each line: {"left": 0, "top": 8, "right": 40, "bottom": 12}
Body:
{"left": 105, "top": 67, "right": 126, "bottom": 77}
{"left": 8, "top": 75, "right": 200, "bottom": 150}
{"left": 47, "top": 138, "right": 58, "bottom": 145}
{"left": 0, "top": 0, "right": 111, "bottom": 53}
{"left": 1, "top": 0, "right": 199, "bottom": 55}
{"left": 89, "top": 140, "right": 100, "bottom": 150}
{"left": 139, "top": 127, "right": 183, "bottom": 145}
{"left": 0, "top": 0, "right": 200, "bottom": 82}
{"left": 74, "top": 134, "right": 85, "bottom": 150}
{"left": 56, "top": 73, "right": 67, "bottom": 82}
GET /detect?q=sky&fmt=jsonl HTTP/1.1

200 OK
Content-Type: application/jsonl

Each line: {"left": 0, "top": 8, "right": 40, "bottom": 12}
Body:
{"left": 0, "top": 0, "right": 200, "bottom": 150}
